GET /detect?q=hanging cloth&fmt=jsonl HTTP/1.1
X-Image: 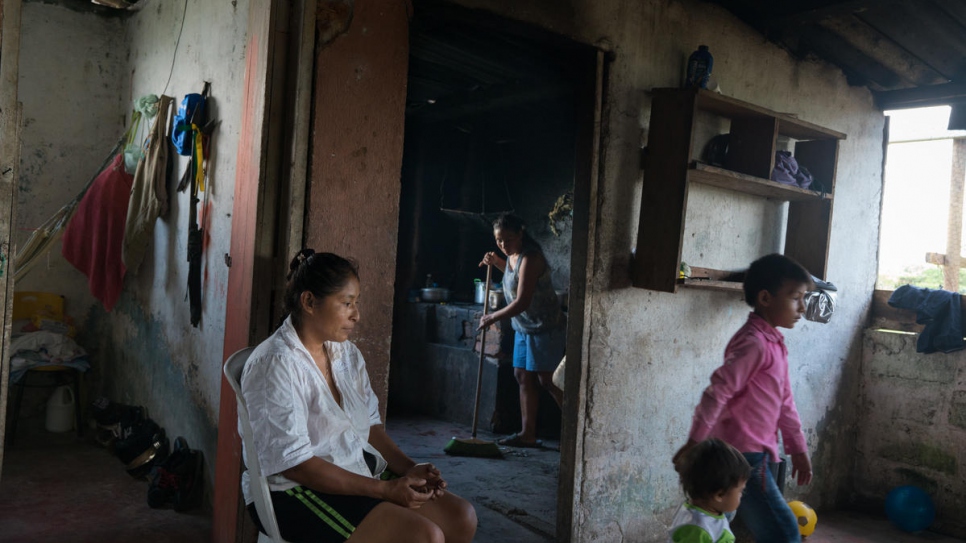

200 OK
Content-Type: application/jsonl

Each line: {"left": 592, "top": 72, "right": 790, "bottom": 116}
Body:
{"left": 177, "top": 82, "right": 214, "bottom": 327}
{"left": 123, "top": 95, "right": 174, "bottom": 273}
{"left": 62, "top": 153, "right": 134, "bottom": 311}
{"left": 14, "top": 138, "right": 124, "bottom": 282}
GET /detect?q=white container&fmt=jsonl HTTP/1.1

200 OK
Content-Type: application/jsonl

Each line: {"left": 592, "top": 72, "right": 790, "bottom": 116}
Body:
{"left": 45, "top": 385, "right": 75, "bottom": 433}
{"left": 474, "top": 281, "right": 487, "bottom": 304}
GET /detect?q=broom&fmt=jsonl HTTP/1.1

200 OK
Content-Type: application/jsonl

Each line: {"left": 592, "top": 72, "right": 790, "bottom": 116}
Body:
{"left": 444, "top": 263, "right": 503, "bottom": 458}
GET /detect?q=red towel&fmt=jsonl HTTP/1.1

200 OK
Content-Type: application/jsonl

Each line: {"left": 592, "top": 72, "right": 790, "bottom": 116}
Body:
{"left": 62, "top": 154, "right": 134, "bottom": 311}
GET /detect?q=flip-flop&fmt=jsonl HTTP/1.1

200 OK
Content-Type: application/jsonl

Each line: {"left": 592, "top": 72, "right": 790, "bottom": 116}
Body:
{"left": 498, "top": 433, "right": 543, "bottom": 448}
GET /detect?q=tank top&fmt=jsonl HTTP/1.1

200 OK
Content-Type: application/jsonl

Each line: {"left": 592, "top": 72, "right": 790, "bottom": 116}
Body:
{"left": 503, "top": 247, "right": 563, "bottom": 334}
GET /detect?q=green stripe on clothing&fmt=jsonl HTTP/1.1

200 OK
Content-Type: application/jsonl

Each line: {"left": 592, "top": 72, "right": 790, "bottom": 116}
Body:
{"left": 285, "top": 488, "right": 352, "bottom": 539}
{"left": 298, "top": 487, "right": 357, "bottom": 533}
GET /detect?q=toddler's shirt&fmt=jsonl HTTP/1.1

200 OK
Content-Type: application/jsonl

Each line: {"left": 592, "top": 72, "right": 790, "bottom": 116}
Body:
{"left": 668, "top": 503, "right": 734, "bottom": 543}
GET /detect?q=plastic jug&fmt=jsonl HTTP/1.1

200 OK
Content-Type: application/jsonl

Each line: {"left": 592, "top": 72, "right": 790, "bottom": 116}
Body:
{"left": 685, "top": 45, "right": 714, "bottom": 89}
{"left": 45, "top": 385, "right": 75, "bottom": 432}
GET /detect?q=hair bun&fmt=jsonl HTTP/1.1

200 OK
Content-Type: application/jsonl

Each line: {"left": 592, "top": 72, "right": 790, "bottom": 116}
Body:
{"left": 288, "top": 248, "right": 316, "bottom": 274}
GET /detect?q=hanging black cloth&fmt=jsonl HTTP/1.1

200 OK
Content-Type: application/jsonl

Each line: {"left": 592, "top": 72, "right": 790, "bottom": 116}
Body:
{"left": 888, "top": 285, "right": 965, "bottom": 353}
{"left": 178, "top": 82, "right": 213, "bottom": 327}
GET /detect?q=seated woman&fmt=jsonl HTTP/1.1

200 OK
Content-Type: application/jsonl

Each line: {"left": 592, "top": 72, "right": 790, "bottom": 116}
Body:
{"left": 241, "top": 249, "right": 477, "bottom": 543}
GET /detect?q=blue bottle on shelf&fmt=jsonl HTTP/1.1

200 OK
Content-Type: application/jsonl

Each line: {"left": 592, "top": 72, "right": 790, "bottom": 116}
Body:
{"left": 685, "top": 45, "right": 713, "bottom": 89}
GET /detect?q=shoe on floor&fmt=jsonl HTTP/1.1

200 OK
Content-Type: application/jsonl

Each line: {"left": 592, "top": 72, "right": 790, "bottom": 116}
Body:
{"left": 147, "top": 436, "right": 204, "bottom": 512}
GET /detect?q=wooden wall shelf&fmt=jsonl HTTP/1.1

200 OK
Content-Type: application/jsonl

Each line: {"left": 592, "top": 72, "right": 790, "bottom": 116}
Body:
{"left": 632, "top": 88, "right": 846, "bottom": 293}
{"left": 689, "top": 163, "right": 831, "bottom": 201}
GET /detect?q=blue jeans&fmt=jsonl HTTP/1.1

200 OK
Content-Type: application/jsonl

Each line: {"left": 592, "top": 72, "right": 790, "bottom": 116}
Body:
{"left": 738, "top": 453, "right": 801, "bottom": 543}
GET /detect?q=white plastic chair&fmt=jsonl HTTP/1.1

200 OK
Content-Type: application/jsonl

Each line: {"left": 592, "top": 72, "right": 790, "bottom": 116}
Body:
{"left": 224, "top": 347, "right": 292, "bottom": 543}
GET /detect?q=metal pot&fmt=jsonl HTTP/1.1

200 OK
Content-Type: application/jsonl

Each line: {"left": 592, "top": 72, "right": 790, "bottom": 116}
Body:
{"left": 488, "top": 290, "right": 505, "bottom": 309}
{"left": 420, "top": 288, "right": 450, "bottom": 302}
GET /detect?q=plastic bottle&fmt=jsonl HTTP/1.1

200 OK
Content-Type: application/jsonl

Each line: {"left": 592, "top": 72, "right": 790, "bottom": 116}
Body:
{"left": 685, "top": 45, "right": 714, "bottom": 89}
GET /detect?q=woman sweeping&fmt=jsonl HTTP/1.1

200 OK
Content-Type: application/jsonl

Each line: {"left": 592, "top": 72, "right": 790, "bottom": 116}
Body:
{"left": 241, "top": 249, "right": 477, "bottom": 543}
{"left": 479, "top": 214, "right": 565, "bottom": 448}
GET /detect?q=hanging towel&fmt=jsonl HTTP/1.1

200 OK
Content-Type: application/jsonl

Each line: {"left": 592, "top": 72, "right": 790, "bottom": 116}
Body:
{"left": 888, "top": 285, "right": 965, "bottom": 353}
{"left": 62, "top": 154, "right": 134, "bottom": 311}
{"left": 123, "top": 95, "right": 174, "bottom": 273}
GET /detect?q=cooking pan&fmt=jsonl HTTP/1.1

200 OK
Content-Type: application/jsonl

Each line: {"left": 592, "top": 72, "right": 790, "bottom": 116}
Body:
{"left": 420, "top": 288, "right": 451, "bottom": 302}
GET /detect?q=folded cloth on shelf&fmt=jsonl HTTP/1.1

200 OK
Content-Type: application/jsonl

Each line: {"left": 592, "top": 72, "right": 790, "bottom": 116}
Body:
{"left": 9, "top": 331, "right": 90, "bottom": 383}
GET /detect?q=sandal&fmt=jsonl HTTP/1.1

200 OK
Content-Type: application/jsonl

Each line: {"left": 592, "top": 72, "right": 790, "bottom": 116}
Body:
{"left": 498, "top": 433, "right": 543, "bottom": 448}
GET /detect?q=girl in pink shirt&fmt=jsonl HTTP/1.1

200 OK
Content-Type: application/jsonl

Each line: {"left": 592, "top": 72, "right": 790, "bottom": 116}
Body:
{"left": 673, "top": 254, "right": 813, "bottom": 543}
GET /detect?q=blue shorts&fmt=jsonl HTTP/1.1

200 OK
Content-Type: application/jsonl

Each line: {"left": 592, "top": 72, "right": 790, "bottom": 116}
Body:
{"left": 512, "top": 327, "right": 566, "bottom": 373}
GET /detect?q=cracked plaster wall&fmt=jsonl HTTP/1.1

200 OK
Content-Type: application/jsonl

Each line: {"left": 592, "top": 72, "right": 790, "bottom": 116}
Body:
{"left": 15, "top": 0, "right": 249, "bottom": 501}
{"left": 856, "top": 330, "right": 966, "bottom": 537}
{"left": 445, "top": 0, "right": 882, "bottom": 541}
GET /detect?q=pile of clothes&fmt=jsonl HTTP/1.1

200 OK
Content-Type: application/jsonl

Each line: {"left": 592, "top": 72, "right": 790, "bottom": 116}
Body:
{"left": 9, "top": 327, "right": 89, "bottom": 383}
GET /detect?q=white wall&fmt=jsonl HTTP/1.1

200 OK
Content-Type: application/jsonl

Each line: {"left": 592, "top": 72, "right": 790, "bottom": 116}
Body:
{"left": 15, "top": 0, "right": 250, "bottom": 499}
{"left": 574, "top": 3, "right": 881, "bottom": 540}
{"left": 90, "top": 0, "right": 250, "bottom": 487}
{"left": 446, "top": 1, "right": 884, "bottom": 540}
{"left": 15, "top": 3, "right": 127, "bottom": 312}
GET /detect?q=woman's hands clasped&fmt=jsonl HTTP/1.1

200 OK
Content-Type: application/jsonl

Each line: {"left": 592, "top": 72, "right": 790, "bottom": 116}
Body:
{"left": 383, "top": 463, "right": 447, "bottom": 509}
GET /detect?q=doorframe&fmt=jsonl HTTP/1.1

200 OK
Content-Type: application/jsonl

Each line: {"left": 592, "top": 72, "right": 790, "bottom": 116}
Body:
{"left": 0, "top": 0, "right": 23, "bottom": 481}
{"left": 212, "top": 0, "right": 315, "bottom": 540}
{"left": 391, "top": 3, "right": 607, "bottom": 540}
{"left": 557, "top": 47, "right": 606, "bottom": 543}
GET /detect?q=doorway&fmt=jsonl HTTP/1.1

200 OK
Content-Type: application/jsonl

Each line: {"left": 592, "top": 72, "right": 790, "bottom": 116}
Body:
{"left": 386, "top": 3, "right": 602, "bottom": 540}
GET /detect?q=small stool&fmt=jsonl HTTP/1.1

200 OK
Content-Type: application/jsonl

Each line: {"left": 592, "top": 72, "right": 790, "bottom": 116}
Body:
{"left": 8, "top": 365, "right": 83, "bottom": 446}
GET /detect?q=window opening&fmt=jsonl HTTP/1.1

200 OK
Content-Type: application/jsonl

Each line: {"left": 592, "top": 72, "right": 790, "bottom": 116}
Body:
{"left": 878, "top": 106, "right": 966, "bottom": 293}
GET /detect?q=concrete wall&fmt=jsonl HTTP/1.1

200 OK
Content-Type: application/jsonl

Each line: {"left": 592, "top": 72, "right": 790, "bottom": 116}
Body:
{"left": 16, "top": 0, "right": 250, "bottom": 502}
{"left": 855, "top": 330, "right": 966, "bottom": 537}
{"left": 15, "top": 3, "right": 126, "bottom": 312}
{"left": 305, "top": 0, "right": 410, "bottom": 412}
{"left": 439, "top": 1, "right": 883, "bottom": 541}
{"left": 89, "top": 0, "right": 249, "bottom": 496}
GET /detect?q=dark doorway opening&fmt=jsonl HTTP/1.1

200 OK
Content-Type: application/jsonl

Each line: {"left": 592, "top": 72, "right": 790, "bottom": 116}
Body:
{"left": 387, "top": 3, "right": 602, "bottom": 541}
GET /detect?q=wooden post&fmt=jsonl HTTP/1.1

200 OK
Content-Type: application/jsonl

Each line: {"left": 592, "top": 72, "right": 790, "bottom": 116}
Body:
{"left": 945, "top": 138, "right": 966, "bottom": 291}
{"left": 0, "top": 0, "right": 22, "bottom": 482}
{"left": 212, "top": 0, "right": 280, "bottom": 540}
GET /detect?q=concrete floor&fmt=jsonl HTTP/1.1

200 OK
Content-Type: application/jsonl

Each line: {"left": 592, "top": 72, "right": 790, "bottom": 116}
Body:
{"left": 0, "top": 413, "right": 963, "bottom": 542}
{"left": 0, "top": 415, "right": 210, "bottom": 542}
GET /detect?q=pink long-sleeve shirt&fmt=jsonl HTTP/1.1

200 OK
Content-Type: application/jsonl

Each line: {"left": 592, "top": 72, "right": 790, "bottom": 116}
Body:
{"left": 688, "top": 313, "right": 807, "bottom": 462}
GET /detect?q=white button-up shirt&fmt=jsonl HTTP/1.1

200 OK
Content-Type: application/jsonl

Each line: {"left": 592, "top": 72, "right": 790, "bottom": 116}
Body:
{"left": 239, "top": 316, "right": 387, "bottom": 503}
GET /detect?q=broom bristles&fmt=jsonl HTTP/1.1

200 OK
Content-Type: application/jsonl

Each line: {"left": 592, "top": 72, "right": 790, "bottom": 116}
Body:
{"left": 443, "top": 436, "right": 503, "bottom": 458}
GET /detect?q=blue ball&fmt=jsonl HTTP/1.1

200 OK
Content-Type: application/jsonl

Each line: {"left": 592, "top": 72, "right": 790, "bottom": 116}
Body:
{"left": 885, "top": 485, "right": 936, "bottom": 533}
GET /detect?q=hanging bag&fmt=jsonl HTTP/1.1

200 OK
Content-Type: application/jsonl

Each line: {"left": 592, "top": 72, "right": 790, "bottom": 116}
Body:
{"left": 804, "top": 277, "right": 837, "bottom": 324}
{"left": 171, "top": 92, "right": 206, "bottom": 156}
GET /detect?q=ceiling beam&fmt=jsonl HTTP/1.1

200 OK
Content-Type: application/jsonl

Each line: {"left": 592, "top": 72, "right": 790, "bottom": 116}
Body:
{"left": 874, "top": 82, "right": 966, "bottom": 110}
{"left": 798, "top": 24, "right": 904, "bottom": 89}
{"left": 816, "top": 17, "right": 945, "bottom": 88}
{"left": 757, "top": 0, "right": 901, "bottom": 25}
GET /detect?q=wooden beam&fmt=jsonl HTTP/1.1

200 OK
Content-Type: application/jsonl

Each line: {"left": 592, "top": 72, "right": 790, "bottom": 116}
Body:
{"left": 212, "top": 0, "right": 280, "bottom": 541}
{"left": 871, "top": 288, "right": 966, "bottom": 333}
{"left": 945, "top": 139, "right": 966, "bottom": 290}
{"left": 816, "top": 16, "right": 945, "bottom": 88}
{"left": 558, "top": 47, "right": 604, "bottom": 543}
{"left": 874, "top": 82, "right": 966, "bottom": 110}
{"left": 0, "top": 0, "right": 22, "bottom": 482}
{"left": 761, "top": 0, "right": 898, "bottom": 25}
{"left": 870, "top": 289, "right": 923, "bottom": 333}
{"left": 799, "top": 24, "right": 904, "bottom": 89}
